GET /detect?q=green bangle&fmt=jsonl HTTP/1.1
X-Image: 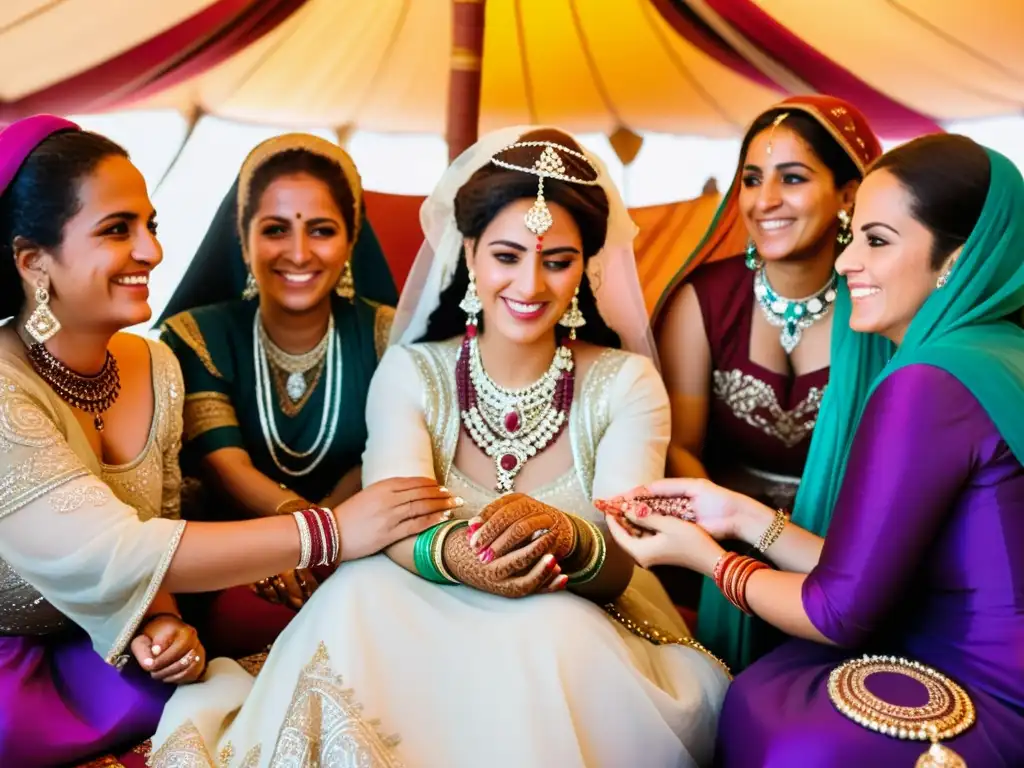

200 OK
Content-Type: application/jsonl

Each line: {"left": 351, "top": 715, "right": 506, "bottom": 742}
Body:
{"left": 565, "top": 518, "right": 607, "bottom": 585}
{"left": 413, "top": 521, "right": 465, "bottom": 584}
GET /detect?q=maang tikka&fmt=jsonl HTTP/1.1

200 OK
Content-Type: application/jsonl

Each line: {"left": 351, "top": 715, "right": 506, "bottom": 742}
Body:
{"left": 490, "top": 141, "right": 601, "bottom": 251}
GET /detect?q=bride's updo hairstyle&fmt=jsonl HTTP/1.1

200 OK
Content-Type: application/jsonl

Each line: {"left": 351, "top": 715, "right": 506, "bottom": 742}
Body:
{"left": 418, "top": 128, "right": 621, "bottom": 347}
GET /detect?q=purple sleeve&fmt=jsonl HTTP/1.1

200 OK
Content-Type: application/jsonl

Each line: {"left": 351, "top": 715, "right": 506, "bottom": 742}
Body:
{"left": 802, "top": 364, "right": 990, "bottom": 647}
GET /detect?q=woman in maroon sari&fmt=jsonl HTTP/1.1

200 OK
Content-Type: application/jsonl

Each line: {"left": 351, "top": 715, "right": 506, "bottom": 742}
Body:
{"left": 606, "top": 135, "right": 1024, "bottom": 766}
{"left": 652, "top": 97, "right": 883, "bottom": 665}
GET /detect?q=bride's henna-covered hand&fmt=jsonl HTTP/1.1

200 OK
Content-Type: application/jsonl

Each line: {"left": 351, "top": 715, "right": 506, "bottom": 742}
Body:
{"left": 467, "top": 494, "right": 576, "bottom": 564}
{"left": 443, "top": 524, "right": 565, "bottom": 597}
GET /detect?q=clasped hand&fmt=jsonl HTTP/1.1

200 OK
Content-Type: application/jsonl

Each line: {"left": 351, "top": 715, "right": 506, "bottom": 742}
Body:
{"left": 444, "top": 494, "right": 573, "bottom": 597}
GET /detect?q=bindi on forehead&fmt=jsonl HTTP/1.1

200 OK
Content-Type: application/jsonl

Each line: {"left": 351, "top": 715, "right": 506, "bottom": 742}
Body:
{"left": 295, "top": 213, "right": 302, "bottom": 220}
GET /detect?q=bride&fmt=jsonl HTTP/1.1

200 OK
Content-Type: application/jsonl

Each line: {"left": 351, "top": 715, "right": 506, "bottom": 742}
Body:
{"left": 151, "top": 127, "right": 729, "bottom": 768}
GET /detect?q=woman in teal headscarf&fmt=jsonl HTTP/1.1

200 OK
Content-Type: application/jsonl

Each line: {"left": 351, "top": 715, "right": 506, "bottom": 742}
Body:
{"left": 601, "top": 134, "right": 1024, "bottom": 766}
{"left": 159, "top": 134, "right": 399, "bottom": 658}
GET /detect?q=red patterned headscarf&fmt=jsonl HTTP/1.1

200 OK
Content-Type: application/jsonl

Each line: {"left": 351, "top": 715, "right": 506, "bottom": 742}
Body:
{"left": 652, "top": 95, "right": 882, "bottom": 325}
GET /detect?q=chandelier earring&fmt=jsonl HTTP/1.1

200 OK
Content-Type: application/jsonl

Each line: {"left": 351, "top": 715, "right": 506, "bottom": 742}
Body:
{"left": 335, "top": 260, "right": 355, "bottom": 299}
{"left": 558, "top": 286, "right": 586, "bottom": 341}
{"left": 241, "top": 270, "right": 259, "bottom": 300}
{"left": 459, "top": 268, "right": 483, "bottom": 332}
{"left": 936, "top": 265, "right": 953, "bottom": 289}
{"left": 836, "top": 209, "right": 853, "bottom": 246}
{"left": 25, "top": 279, "right": 61, "bottom": 343}
{"left": 745, "top": 239, "right": 761, "bottom": 271}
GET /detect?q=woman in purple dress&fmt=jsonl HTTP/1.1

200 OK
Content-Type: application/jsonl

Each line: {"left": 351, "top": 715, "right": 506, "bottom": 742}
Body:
{"left": 603, "top": 134, "right": 1024, "bottom": 766}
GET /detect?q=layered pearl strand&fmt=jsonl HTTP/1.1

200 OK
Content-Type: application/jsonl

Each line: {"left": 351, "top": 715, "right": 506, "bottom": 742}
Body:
{"left": 456, "top": 328, "right": 574, "bottom": 493}
{"left": 253, "top": 313, "right": 341, "bottom": 477}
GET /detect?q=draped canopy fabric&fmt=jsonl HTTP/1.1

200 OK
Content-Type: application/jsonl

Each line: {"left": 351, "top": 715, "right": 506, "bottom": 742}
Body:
{"left": 2, "top": 1, "right": 1022, "bottom": 136}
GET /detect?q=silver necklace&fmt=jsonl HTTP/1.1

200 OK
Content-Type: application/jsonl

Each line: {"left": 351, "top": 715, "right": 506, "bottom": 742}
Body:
{"left": 754, "top": 266, "right": 837, "bottom": 353}
{"left": 253, "top": 313, "right": 341, "bottom": 477}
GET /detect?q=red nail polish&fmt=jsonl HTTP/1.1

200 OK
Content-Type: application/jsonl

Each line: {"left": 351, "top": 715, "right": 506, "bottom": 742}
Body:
{"left": 467, "top": 522, "right": 482, "bottom": 535}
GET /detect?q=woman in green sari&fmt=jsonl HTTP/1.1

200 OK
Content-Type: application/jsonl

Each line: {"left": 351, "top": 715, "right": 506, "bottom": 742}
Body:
{"left": 159, "top": 134, "right": 399, "bottom": 657}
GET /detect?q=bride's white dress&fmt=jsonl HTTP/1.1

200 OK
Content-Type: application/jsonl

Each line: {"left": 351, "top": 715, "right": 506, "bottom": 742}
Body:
{"left": 151, "top": 340, "right": 730, "bottom": 768}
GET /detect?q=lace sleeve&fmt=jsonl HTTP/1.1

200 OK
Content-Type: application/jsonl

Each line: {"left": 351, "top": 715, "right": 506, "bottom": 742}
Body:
{"left": 0, "top": 364, "right": 185, "bottom": 666}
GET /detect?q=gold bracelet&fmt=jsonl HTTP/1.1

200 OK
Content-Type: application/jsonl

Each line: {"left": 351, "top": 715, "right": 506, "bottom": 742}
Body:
{"left": 276, "top": 497, "right": 311, "bottom": 515}
{"left": 564, "top": 518, "right": 606, "bottom": 585}
{"left": 755, "top": 508, "right": 788, "bottom": 554}
{"left": 431, "top": 520, "right": 466, "bottom": 584}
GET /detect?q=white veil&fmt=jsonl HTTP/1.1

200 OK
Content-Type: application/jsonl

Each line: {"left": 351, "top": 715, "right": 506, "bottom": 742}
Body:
{"left": 390, "top": 126, "right": 658, "bottom": 366}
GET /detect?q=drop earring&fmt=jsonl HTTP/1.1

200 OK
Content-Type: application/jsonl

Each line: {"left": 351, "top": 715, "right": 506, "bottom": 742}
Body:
{"left": 460, "top": 268, "right": 482, "bottom": 333}
{"left": 241, "top": 271, "right": 259, "bottom": 300}
{"left": 836, "top": 209, "right": 853, "bottom": 246}
{"left": 558, "top": 286, "right": 586, "bottom": 341}
{"left": 744, "top": 239, "right": 761, "bottom": 271}
{"left": 335, "top": 261, "right": 355, "bottom": 299}
{"left": 25, "top": 279, "right": 61, "bottom": 343}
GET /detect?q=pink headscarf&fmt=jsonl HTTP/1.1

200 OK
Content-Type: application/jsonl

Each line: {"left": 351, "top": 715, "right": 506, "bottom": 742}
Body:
{"left": 0, "top": 115, "right": 80, "bottom": 196}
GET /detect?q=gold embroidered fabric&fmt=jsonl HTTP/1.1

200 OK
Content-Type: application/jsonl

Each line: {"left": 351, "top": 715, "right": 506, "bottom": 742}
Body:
{"left": 712, "top": 368, "right": 824, "bottom": 448}
{"left": 0, "top": 340, "right": 187, "bottom": 641}
{"left": 373, "top": 305, "right": 395, "bottom": 361}
{"left": 163, "top": 313, "right": 224, "bottom": 380}
{"left": 151, "top": 643, "right": 403, "bottom": 768}
{"left": 183, "top": 392, "right": 240, "bottom": 443}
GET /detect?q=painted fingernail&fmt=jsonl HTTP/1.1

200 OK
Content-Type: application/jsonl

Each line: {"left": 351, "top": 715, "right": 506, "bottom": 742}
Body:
{"left": 634, "top": 502, "right": 651, "bottom": 518}
{"left": 143, "top": 658, "right": 154, "bottom": 667}
{"left": 469, "top": 530, "right": 483, "bottom": 549}
{"left": 438, "top": 486, "right": 449, "bottom": 494}
{"left": 467, "top": 522, "right": 482, "bottom": 535}
{"left": 541, "top": 554, "right": 555, "bottom": 570}
{"left": 553, "top": 574, "right": 569, "bottom": 590}
{"left": 439, "top": 509, "right": 453, "bottom": 522}
{"left": 452, "top": 496, "right": 465, "bottom": 507}
{"left": 151, "top": 645, "right": 161, "bottom": 655}
{"left": 478, "top": 547, "right": 494, "bottom": 564}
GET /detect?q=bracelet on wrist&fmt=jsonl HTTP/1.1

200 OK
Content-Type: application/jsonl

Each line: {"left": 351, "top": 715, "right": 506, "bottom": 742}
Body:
{"left": 414, "top": 520, "right": 466, "bottom": 584}
{"left": 291, "top": 506, "right": 341, "bottom": 568}
{"left": 755, "top": 508, "right": 788, "bottom": 554}
{"left": 713, "top": 552, "right": 770, "bottom": 615}
{"left": 276, "top": 497, "right": 312, "bottom": 515}
{"left": 563, "top": 517, "right": 606, "bottom": 585}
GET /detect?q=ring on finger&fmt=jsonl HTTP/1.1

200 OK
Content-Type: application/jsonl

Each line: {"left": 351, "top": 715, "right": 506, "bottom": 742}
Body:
{"left": 530, "top": 528, "right": 550, "bottom": 542}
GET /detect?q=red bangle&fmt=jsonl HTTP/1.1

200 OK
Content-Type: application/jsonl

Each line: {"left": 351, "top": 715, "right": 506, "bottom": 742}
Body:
{"left": 716, "top": 554, "right": 770, "bottom": 615}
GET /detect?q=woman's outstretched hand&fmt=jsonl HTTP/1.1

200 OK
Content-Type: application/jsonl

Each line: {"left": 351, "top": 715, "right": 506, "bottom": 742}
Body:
{"left": 334, "top": 477, "right": 462, "bottom": 562}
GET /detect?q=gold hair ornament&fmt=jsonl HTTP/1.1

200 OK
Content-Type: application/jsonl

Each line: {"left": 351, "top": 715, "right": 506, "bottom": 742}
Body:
{"left": 489, "top": 141, "right": 600, "bottom": 237}
{"left": 765, "top": 112, "right": 790, "bottom": 156}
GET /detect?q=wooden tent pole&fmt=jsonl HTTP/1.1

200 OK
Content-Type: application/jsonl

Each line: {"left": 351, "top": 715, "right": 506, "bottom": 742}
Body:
{"left": 446, "top": 0, "right": 487, "bottom": 162}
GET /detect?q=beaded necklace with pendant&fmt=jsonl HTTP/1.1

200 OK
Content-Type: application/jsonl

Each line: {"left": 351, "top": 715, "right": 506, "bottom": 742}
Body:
{"left": 456, "top": 330, "right": 574, "bottom": 493}
{"left": 753, "top": 265, "right": 837, "bottom": 354}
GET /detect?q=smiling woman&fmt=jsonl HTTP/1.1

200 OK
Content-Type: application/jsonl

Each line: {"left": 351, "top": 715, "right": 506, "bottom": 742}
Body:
{"left": 158, "top": 134, "right": 401, "bottom": 658}
{"left": 650, "top": 96, "right": 883, "bottom": 672}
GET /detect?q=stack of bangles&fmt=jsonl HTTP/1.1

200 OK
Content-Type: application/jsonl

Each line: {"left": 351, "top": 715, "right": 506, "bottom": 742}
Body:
{"left": 713, "top": 552, "right": 771, "bottom": 615}
{"left": 412, "top": 514, "right": 607, "bottom": 586}
{"left": 290, "top": 505, "right": 341, "bottom": 568}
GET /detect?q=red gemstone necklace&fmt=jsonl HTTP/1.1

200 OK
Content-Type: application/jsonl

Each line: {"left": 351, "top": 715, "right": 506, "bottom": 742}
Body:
{"left": 456, "top": 332, "right": 575, "bottom": 493}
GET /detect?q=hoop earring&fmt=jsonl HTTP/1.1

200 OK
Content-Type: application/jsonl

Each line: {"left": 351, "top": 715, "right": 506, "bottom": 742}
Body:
{"left": 459, "top": 268, "right": 483, "bottom": 332}
{"left": 836, "top": 209, "right": 853, "bottom": 246}
{"left": 26, "top": 280, "right": 61, "bottom": 343}
{"left": 558, "top": 286, "right": 586, "bottom": 341}
{"left": 744, "top": 239, "right": 761, "bottom": 271}
{"left": 335, "top": 261, "right": 355, "bottom": 300}
{"left": 241, "top": 271, "right": 259, "bottom": 300}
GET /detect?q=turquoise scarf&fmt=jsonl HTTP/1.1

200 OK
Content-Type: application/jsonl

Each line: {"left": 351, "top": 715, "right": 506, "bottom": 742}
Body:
{"left": 698, "top": 147, "right": 1024, "bottom": 671}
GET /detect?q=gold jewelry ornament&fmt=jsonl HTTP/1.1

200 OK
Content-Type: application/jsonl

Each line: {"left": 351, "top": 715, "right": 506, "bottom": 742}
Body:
{"left": 459, "top": 268, "right": 483, "bottom": 325}
{"left": 335, "top": 260, "right": 355, "bottom": 299}
{"left": 241, "top": 271, "right": 259, "bottom": 300}
{"left": 837, "top": 209, "right": 853, "bottom": 246}
{"left": 25, "top": 280, "right": 61, "bottom": 343}
{"left": 489, "top": 141, "right": 600, "bottom": 237}
{"left": 755, "top": 508, "right": 788, "bottom": 554}
{"left": 828, "top": 655, "right": 975, "bottom": 767}
{"left": 557, "top": 286, "right": 586, "bottom": 340}
{"left": 765, "top": 112, "right": 790, "bottom": 156}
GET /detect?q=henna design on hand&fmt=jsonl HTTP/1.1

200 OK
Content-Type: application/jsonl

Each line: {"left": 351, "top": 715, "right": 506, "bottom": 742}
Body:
{"left": 443, "top": 526, "right": 559, "bottom": 598}
{"left": 472, "top": 495, "right": 575, "bottom": 562}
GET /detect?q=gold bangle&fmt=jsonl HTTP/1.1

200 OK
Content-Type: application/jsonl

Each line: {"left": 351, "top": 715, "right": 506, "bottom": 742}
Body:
{"left": 276, "top": 497, "right": 311, "bottom": 515}
{"left": 431, "top": 520, "right": 466, "bottom": 584}
{"left": 564, "top": 518, "right": 605, "bottom": 585}
{"left": 756, "top": 508, "right": 788, "bottom": 554}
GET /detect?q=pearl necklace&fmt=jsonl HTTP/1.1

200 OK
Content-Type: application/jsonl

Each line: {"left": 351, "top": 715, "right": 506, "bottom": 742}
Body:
{"left": 456, "top": 333, "right": 574, "bottom": 493}
{"left": 253, "top": 313, "right": 341, "bottom": 477}
{"left": 754, "top": 266, "right": 837, "bottom": 354}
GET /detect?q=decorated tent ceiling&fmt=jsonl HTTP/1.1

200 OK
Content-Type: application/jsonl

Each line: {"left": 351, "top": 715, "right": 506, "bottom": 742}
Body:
{"left": 2, "top": 0, "right": 1023, "bottom": 137}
